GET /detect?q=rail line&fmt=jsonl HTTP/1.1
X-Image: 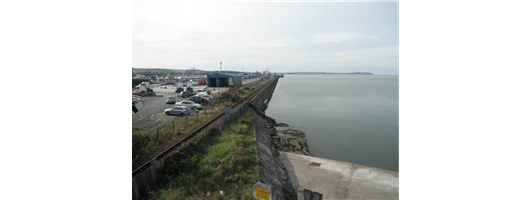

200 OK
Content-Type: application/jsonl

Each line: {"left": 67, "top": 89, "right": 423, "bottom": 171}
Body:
{"left": 132, "top": 78, "right": 276, "bottom": 177}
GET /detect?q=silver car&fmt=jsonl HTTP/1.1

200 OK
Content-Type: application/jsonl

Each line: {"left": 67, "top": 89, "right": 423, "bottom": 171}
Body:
{"left": 196, "top": 93, "right": 213, "bottom": 101}
{"left": 164, "top": 106, "right": 191, "bottom": 116}
{"left": 175, "top": 100, "right": 202, "bottom": 110}
{"left": 166, "top": 96, "right": 177, "bottom": 104}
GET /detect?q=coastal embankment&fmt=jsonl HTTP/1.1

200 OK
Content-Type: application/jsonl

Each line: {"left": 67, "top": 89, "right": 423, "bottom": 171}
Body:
{"left": 133, "top": 76, "right": 398, "bottom": 199}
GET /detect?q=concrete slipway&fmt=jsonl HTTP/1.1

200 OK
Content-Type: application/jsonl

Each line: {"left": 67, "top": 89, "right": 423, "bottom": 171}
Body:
{"left": 279, "top": 152, "right": 399, "bottom": 200}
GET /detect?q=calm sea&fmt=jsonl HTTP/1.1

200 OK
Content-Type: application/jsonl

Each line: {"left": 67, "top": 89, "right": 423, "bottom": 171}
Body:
{"left": 266, "top": 75, "right": 399, "bottom": 172}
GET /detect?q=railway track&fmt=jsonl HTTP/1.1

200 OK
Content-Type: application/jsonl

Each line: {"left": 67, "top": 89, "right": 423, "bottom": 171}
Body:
{"left": 132, "top": 78, "right": 276, "bottom": 177}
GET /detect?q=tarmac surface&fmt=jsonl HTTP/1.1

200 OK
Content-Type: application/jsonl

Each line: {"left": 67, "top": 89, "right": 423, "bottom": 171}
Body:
{"left": 279, "top": 151, "right": 399, "bottom": 200}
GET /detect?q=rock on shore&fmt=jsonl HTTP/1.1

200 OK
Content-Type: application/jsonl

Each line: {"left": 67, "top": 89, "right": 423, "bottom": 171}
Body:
{"left": 272, "top": 123, "right": 311, "bottom": 156}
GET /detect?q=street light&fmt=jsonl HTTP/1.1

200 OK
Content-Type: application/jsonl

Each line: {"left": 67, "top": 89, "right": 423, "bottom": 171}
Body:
{"left": 191, "top": 67, "right": 196, "bottom": 78}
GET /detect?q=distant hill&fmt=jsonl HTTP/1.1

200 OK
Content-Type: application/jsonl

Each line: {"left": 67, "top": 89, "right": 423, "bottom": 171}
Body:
{"left": 283, "top": 72, "right": 374, "bottom": 75}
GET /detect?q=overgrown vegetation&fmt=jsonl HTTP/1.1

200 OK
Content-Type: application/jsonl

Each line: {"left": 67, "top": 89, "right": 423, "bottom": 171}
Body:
{"left": 219, "top": 91, "right": 231, "bottom": 99}
{"left": 236, "top": 87, "right": 252, "bottom": 98}
{"left": 148, "top": 110, "right": 257, "bottom": 200}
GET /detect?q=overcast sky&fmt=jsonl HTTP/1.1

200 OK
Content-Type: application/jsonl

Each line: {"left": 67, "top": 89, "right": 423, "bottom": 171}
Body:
{"left": 133, "top": 1, "right": 398, "bottom": 75}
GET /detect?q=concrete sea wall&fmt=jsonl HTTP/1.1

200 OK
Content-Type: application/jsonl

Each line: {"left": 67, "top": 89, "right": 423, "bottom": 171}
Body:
{"left": 247, "top": 76, "right": 298, "bottom": 199}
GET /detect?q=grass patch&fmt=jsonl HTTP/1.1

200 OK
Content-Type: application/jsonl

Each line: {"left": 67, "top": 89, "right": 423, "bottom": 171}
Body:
{"left": 148, "top": 109, "right": 258, "bottom": 200}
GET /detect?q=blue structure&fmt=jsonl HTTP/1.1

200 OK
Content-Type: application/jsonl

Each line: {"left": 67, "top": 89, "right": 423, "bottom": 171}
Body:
{"left": 207, "top": 73, "right": 243, "bottom": 87}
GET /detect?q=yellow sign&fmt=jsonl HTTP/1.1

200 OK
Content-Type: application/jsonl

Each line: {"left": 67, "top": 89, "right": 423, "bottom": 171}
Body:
{"left": 255, "top": 187, "right": 270, "bottom": 200}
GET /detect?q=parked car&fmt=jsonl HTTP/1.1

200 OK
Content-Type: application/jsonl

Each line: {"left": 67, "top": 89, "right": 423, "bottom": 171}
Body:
{"left": 186, "top": 87, "right": 193, "bottom": 92}
{"left": 132, "top": 95, "right": 141, "bottom": 101}
{"left": 188, "top": 96, "right": 207, "bottom": 104}
{"left": 175, "top": 87, "right": 184, "bottom": 93}
{"left": 179, "top": 91, "right": 195, "bottom": 98}
{"left": 166, "top": 96, "right": 176, "bottom": 104}
{"left": 164, "top": 106, "right": 191, "bottom": 116}
{"left": 197, "top": 87, "right": 208, "bottom": 92}
{"left": 197, "top": 93, "right": 213, "bottom": 101}
{"left": 175, "top": 100, "right": 202, "bottom": 110}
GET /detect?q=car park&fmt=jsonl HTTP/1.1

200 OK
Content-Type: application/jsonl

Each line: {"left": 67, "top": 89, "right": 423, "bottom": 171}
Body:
{"left": 166, "top": 96, "right": 176, "bottom": 104}
{"left": 164, "top": 106, "right": 191, "bottom": 116}
{"left": 175, "top": 100, "right": 202, "bottom": 110}
{"left": 188, "top": 96, "right": 207, "bottom": 104}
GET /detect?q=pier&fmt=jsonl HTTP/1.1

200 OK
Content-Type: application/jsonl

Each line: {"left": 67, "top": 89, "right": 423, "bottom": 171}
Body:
{"left": 279, "top": 152, "right": 399, "bottom": 199}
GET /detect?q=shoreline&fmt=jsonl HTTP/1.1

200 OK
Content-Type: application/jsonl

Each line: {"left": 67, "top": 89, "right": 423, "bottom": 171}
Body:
{"left": 272, "top": 122, "right": 312, "bottom": 156}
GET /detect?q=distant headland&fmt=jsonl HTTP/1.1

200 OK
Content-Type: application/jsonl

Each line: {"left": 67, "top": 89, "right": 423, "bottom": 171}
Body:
{"left": 283, "top": 72, "right": 374, "bottom": 75}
